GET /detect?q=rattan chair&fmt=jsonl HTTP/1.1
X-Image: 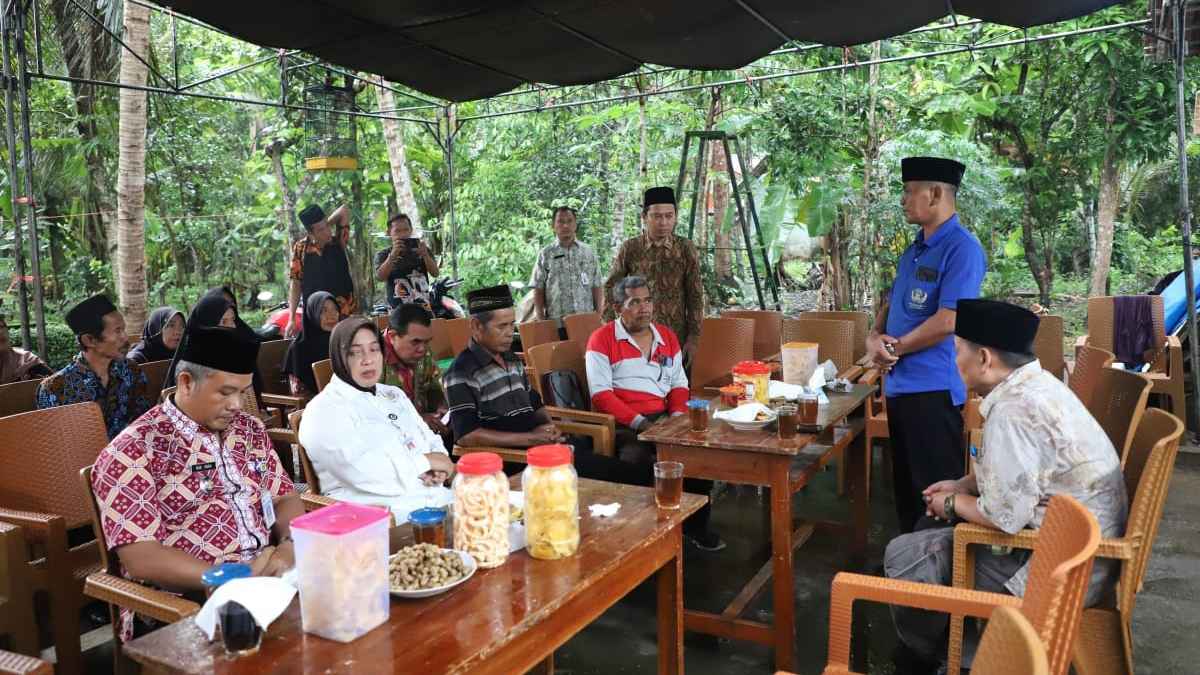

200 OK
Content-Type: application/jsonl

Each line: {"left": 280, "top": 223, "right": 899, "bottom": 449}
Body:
{"left": 799, "top": 310, "right": 872, "bottom": 364}
{"left": 690, "top": 317, "right": 756, "bottom": 392}
{"left": 429, "top": 318, "right": 454, "bottom": 360}
{"left": 524, "top": 340, "right": 616, "bottom": 456}
{"left": 950, "top": 408, "right": 1183, "bottom": 675}
{"left": 0, "top": 403, "right": 109, "bottom": 675}
{"left": 721, "top": 309, "right": 783, "bottom": 361}
{"left": 286, "top": 410, "right": 338, "bottom": 512}
{"left": 517, "top": 319, "right": 560, "bottom": 354}
{"left": 0, "top": 379, "right": 40, "bottom": 419}
{"left": 1086, "top": 368, "right": 1151, "bottom": 465}
{"left": 136, "top": 358, "right": 172, "bottom": 406}
{"left": 1075, "top": 295, "right": 1184, "bottom": 430}
{"left": 781, "top": 317, "right": 861, "bottom": 379}
{"left": 1069, "top": 345, "right": 1116, "bottom": 411}
{"left": 1033, "top": 315, "right": 1067, "bottom": 381}
{"left": 825, "top": 494, "right": 1100, "bottom": 675}
{"left": 312, "top": 358, "right": 333, "bottom": 393}
{"left": 0, "top": 522, "right": 36, "bottom": 658}
{"left": 562, "top": 312, "right": 603, "bottom": 347}
{"left": 0, "top": 650, "right": 52, "bottom": 675}
{"left": 255, "top": 339, "right": 306, "bottom": 413}
{"left": 444, "top": 317, "right": 472, "bottom": 357}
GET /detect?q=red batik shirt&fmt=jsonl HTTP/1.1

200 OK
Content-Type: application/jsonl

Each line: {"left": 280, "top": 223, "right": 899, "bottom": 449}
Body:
{"left": 91, "top": 398, "right": 294, "bottom": 639}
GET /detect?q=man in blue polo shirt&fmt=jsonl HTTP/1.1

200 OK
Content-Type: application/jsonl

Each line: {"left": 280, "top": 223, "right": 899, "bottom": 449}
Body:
{"left": 866, "top": 156, "right": 986, "bottom": 534}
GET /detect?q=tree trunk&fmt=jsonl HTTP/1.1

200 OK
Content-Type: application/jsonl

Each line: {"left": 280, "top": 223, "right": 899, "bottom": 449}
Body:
{"left": 115, "top": 0, "right": 151, "bottom": 333}
{"left": 710, "top": 139, "right": 733, "bottom": 282}
{"left": 376, "top": 78, "right": 421, "bottom": 229}
{"left": 637, "top": 93, "right": 648, "bottom": 186}
{"left": 350, "top": 170, "right": 373, "bottom": 312}
{"left": 1090, "top": 72, "right": 1120, "bottom": 299}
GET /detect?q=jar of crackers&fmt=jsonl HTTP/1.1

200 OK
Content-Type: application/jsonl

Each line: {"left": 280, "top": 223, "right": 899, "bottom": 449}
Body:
{"left": 452, "top": 452, "right": 509, "bottom": 569}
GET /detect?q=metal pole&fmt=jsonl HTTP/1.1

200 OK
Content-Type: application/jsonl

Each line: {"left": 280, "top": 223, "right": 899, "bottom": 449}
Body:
{"left": 684, "top": 135, "right": 706, "bottom": 240}
{"left": 1174, "top": 1, "right": 1200, "bottom": 438}
{"left": 0, "top": 2, "right": 31, "bottom": 351}
{"left": 733, "top": 135, "right": 780, "bottom": 310}
{"left": 445, "top": 105, "right": 458, "bottom": 278}
{"left": 14, "top": 3, "right": 46, "bottom": 357}
{"left": 722, "top": 135, "right": 766, "bottom": 310}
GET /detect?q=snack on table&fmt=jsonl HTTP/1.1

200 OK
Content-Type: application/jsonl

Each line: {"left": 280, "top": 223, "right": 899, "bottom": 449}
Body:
{"left": 389, "top": 543, "right": 469, "bottom": 591}
{"left": 508, "top": 503, "right": 524, "bottom": 524}
{"left": 452, "top": 453, "right": 510, "bottom": 569}
{"left": 523, "top": 446, "right": 580, "bottom": 560}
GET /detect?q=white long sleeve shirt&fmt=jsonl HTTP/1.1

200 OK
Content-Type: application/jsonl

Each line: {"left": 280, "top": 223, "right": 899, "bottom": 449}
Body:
{"left": 298, "top": 374, "right": 451, "bottom": 521}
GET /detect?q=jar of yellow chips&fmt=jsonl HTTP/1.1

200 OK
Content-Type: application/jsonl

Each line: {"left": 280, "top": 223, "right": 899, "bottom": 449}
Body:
{"left": 522, "top": 445, "right": 579, "bottom": 560}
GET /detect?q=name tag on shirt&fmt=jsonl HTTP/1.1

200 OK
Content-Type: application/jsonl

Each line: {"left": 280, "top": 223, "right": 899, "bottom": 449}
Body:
{"left": 261, "top": 490, "right": 276, "bottom": 529}
{"left": 191, "top": 462, "right": 216, "bottom": 473}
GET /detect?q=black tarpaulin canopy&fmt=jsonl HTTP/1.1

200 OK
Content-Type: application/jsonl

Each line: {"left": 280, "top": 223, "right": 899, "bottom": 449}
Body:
{"left": 155, "top": 0, "right": 1124, "bottom": 102}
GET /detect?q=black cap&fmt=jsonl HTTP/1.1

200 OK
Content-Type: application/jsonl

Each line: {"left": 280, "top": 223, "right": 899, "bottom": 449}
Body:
{"left": 66, "top": 295, "right": 118, "bottom": 336}
{"left": 901, "top": 157, "right": 966, "bottom": 187}
{"left": 955, "top": 299, "right": 1039, "bottom": 354}
{"left": 643, "top": 186, "right": 676, "bottom": 208}
{"left": 298, "top": 205, "right": 326, "bottom": 229}
{"left": 466, "top": 285, "right": 514, "bottom": 314}
{"left": 177, "top": 326, "right": 259, "bottom": 375}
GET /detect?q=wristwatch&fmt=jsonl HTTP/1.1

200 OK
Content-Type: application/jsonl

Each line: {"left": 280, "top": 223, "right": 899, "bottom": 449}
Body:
{"left": 944, "top": 494, "right": 958, "bottom": 523}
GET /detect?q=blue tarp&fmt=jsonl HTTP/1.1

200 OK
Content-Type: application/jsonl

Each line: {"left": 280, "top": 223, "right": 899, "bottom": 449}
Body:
{"left": 1161, "top": 261, "right": 1200, "bottom": 336}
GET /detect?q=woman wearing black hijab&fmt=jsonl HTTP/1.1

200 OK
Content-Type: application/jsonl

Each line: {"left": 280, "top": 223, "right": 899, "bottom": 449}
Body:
{"left": 127, "top": 307, "right": 185, "bottom": 364}
{"left": 282, "top": 291, "right": 339, "bottom": 399}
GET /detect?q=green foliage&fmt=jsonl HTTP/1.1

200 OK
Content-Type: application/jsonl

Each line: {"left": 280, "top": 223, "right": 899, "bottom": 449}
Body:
{"left": 12, "top": 320, "right": 79, "bottom": 371}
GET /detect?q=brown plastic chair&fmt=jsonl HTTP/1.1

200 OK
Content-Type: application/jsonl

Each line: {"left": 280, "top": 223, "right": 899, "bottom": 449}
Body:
{"left": 799, "top": 310, "right": 872, "bottom": 363}
{"left": 312, "top": 358, "right": 333, "bottom": 393}
{"left": 444, "top": 317, "right": 472, "bottom": 357}
{"left": 690, "top": 317, "right": 755, "bottom": 392}
{"left": 951, "top": 408, "right": 1183, "bottom": 675}
{"left": 858, "top": 368, "right": 888, "bottom": 502}
{"left": 0, "top": 650, "right": 53, "bottom": 675}
{"left": 373, "top": 315, "right": 388, "bottom": 332}
{"left": 0, "top": 403, "right": 109, "bottom": 675}
{"left": 1086, "top": 368, "right": 1151, "bottom": 465}
{"left": 1033, "top": 315, "right": 1067, "bottom": 381}
{"left": 257, "top": 339, "right": 292, "bottom": 395}
{"left": 721, "top": 309, "right": 783, "bottom": 361}
{"left": 286, "top": 410, "right": 338, "bottom": 511}
{"left": 79, "top": 465, "right": 201, "bottom": 673}
{"left": 137, "top": 358, "right": 172, "bottom": 406}
{"left": 781, "top": 317, "right": 859, "bottom": 379}
{"left": 429, "top": 318, "right": 454, "bottom": 360}
{"left": 0, "top": 522, "right": 37, "bottom": 658}
{"left": 1076, "top": 295, "right": 1184, "bottom": 430}
{"left": 0, "top": 379, "right": 40, "bottom": 418}
{"left": 518, "top": 319, "right": 560, "bottom": 353}
{"left": 1069, "top": 345, "right": 1116, "bottom": 411}
{"left": 524, "top": 340, "right": 615, "bottom": 456}
{"left": 825, "top": 494, "right": 1099, "bottom": 675}
{"left": 562, "top": 312, "right": 603, "bottom": 348}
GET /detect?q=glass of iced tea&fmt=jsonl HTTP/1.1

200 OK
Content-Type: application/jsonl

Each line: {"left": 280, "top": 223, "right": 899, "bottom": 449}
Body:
{"left": 654, "top": 461, "right": 684, "bottom": 510}
{"left": 799, "top": 393, "right": 819, "bottom": 425}
{"left": 687, "top": 399, "right": 710, "bottom": 432}
{"left": 776, "top": 404, "right": 798, "bottom": 439}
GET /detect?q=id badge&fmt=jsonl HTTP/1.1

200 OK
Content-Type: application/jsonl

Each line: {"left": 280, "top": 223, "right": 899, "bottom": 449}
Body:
{"left": 580, "top": 271, "right": 590, "bottom": 287}
{"left": 261, "top": 490, "right": 276, "bottom": 528}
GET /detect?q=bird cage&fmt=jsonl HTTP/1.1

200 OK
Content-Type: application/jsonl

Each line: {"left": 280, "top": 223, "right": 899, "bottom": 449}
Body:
{"left": 303, "top": 83, "right": 358, "bottom": 171}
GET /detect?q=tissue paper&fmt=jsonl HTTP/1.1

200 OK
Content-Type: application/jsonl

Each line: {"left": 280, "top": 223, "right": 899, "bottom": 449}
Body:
{"left": 589, "top": 503, "right": 621, "bottom": 518}
{"left": 194, "top": 576, "right": 297, "bottom": 640}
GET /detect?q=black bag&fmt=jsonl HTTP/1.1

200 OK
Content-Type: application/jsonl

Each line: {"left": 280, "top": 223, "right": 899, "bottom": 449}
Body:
{"left": 541, "top": 369, "right": 588, "bottom": 411}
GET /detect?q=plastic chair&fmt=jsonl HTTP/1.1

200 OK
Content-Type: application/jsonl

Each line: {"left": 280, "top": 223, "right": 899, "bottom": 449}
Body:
{"left": 312, "top": 358, "right": 333, "bottom": 393}
{"left": 799, "top": 310, "right": 872, "bottom": 364}
{"left": 562, "top": 312, "right": 603, "bottom": 348}
{"left": 285, "top": 410, "right": 339, "bottom": 511}
{"left": 690, "top": 317, "right": 755, "bottom": 392}
{"left": 517, "top": 319, "right": 560, "bottom": 354}
{"left": 781, "top": 317, "right": 861, "bottom": 379}
{"left": 429, "top": 318, "right": 454, "bottom": 360}
{"left": 444, "top": 317, "right": 472, "bottom": 358}
{"left": 0, "top": 403, "right": 109, "bottom": 675}
{"left": 824, "top": 494, "right": 1100, "bottom": 675}
{"left": 524, "top": 340, "right": 616, "bottom": 456}
{"left": 0, "top": 522, "right": 36, "bottom": 659}
{"left": 858, "top": 367, "right": 888, "bottom": 502}
{"left": 1086, "top": 368, "right": 1151, "bottom": 465}
{"left": 1076, "top": 295, "right": 1184, "bottom": 430}
{"left": 257, "top": 338, "right": 292, "bottom": 394}
{"left": 721, "top": 309, "right": 783, "bottom": 361}
{"left": 136, "top": 358, "right": 172, "bottom": 406}
{"left": 0, "top": 379, "right": 40, "bottom": 419}
{"left": 1033, "top": 315, "right": 1067, "bottom": 381}
{"left": 950, "top": 409, "right": 1183, "bottom": 675}
{"left": 1069, "top": 345, "right": 1116, "bottom": 411}
{"left": 0, "top": 650, "right": 53, "bottom": 675}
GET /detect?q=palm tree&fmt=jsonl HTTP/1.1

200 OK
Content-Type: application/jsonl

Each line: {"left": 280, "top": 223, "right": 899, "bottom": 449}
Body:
{"left": 115, "top": 0, "right": 150, "bottom": 332}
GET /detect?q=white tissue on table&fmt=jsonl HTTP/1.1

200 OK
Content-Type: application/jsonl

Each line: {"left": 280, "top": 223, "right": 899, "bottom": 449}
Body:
{"left": 808, "top": 364, "right": 827, "bottom": 390}
{"left": 713, "top": 402, "right": 773, "bottom": 422}
{"left": 766, "top": 381, "right": 829, "bottom": 405}
{"left": 508, "top": 491, "right": 526, "bottom": 552}
{"left": 589, "top": 503, "right": 621, "bottom": 518}
{"left": 194, "top": 576, "right": 298, "bottom": 641}
{"left": 820, "top": 359, "right": 838, "bottom": 381}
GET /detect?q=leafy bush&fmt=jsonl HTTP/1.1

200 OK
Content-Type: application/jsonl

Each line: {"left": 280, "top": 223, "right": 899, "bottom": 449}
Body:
{"left": 12, "top": 320, "right": 79, "bottom": 370}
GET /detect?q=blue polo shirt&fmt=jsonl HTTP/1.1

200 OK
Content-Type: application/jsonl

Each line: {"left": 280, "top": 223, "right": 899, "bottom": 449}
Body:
{"left": 885, "top": 214, "right": 986, "bottom": 405}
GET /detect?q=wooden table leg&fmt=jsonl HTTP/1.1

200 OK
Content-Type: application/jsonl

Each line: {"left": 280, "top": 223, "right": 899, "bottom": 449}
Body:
{"left": 528, "top": 653, "right": 554, "bottom": 674}
{"left": 845, "top": 430, "right": 869, "bottom": 561}
{"left": 657, "top": 527, "right": 684, "bottom": 675}
{"left": 769, "top": 458, "right": 796, "bottom": 672}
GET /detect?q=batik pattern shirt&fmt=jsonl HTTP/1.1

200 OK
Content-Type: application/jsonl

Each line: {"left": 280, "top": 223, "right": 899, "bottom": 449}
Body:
{"left": 531, "top": 240, "right": 601, "bottom": 322}
{"left": 90, "top": 399, "right": 294, "bottom": 639}
{"left": 386, "top": 347, "right": 445, "bottom": 415}
{"left": 36, "top": 353, "right": 150, "bottom": 439}
{"left": 289, "top": 224, "right": 359, "bottom": 317}
{"left": 603, "top": 234, "right": 704, "bottom": 346}
{"left": 976, "top": 360, "right": 1128, "bottom": 596}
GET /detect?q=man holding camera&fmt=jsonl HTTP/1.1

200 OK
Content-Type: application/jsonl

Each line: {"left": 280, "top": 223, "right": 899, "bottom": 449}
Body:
{"left": 375, "top": 212, "right": 439, "bottom": 310}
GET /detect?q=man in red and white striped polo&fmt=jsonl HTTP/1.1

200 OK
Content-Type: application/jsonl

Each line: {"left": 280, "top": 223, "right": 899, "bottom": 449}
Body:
{"left": 585, "top": 275, "right": 724, "bottom": 551}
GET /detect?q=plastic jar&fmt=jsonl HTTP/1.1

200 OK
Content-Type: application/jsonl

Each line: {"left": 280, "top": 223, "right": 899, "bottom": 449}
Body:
{"left": 732, "top": 360, "right": 771, "bottom": 405}
{"left": 452, "top": 452, "right": 510, "bottom": 569}
{"left": 522, "top": 445, "right": 580, "bottom": 560}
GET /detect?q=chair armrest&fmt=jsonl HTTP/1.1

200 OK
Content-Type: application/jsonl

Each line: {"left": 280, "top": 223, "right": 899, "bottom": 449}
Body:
{"left": 837, "top": 366, "right": 865, "bottom": 382}
{"left": 555, "top": 420, "right": 614, "bottom": 457}
{"left": 1164, "top": 335, "right": 1183, "bottom": 376}
{"left": 953, "top": 522, "right": 1134, "bottom": 563}
{"left": 267, "top": 427, "right": 298, "bottom": 444}
{"left": 0, "top": 650, "right": 53, "bottom": 675}
{"left": 261, "top": 393, "right": 306, "bottom": 410}
{"left": 453, "top": 445, "right": 529, "bottom": 464}
{"left": 857, "top": 368, "right": 881, "bottom": 386}
{"left": 84, "top": 573, "right": 200, "bottom": 624}
{"left": 0, "top": 508, "right": 66, "bottom": 541}
{"left": 301, "top": 493, "right": 337, "bottom": 512}
{"left": 544, "top": 406, "right": 614, "bottom": 428}
{"left": 1074, "top": 335, "right": 1089, "bottom": 359}
{"left": 825, "top": 571, "right": 1020, "bottom": 671}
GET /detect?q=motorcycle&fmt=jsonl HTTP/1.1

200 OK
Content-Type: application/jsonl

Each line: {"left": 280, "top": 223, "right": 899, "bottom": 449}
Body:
{"left": 370, "top": 276, "right": 467, "bottom": 320}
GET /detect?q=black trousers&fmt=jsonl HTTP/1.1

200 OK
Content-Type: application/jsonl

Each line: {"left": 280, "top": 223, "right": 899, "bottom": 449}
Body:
{"left": 886, "top": 391, "right": 965, "bottom": 534}
{"left": 613, "top": 416, "right": 713, "bottom": 536}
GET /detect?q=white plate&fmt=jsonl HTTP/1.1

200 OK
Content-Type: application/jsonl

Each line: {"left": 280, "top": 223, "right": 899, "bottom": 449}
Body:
{"left": 389, "top": 548, "right": 477, "bottom": 599}
{"left": 724, "top": 413, "right": 777, "bottom": 432}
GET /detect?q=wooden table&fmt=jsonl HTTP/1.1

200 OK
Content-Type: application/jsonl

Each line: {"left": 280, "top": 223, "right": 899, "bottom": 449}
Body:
{"left": 638, "top": 383, "right": 875, "bottom": 672}
{"left": 122, "top": 479, "right": 705, "bottom": 675}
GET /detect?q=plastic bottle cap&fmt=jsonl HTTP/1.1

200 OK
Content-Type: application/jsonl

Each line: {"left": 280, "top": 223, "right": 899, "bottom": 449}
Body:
{"left": 526, "top": 444, "right": 573, "bottom": 467}
{"left": 201, "top": 562, "right": 252, "bottom": 588}
{"left": 457, "top": 451, "right": 503, "bottom": 475}
{"left": 732, "top": 360, "right": 771, "bottom": 375}
{"left": 408, "top": 507, "right": 447, "bottom": 526}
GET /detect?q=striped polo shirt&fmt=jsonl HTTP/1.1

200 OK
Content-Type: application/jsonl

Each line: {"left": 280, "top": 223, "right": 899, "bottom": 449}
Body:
{"left": 444, "top": 340, "right": 544, "bottom": 441}
{"left": 585, "top": 319, "right": 689, "bottom": 429}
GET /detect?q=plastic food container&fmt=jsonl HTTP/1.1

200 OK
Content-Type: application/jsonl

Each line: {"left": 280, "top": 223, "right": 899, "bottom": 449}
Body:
{"left": 732, "top": 360, "right": 771, "bottom": 405}
{"left": 291, "top": 502, "right": 391, "bottom": 642}
{"left": 522, "top": 445, "right": 580, "bottom": 560}
{"left": 452, "top": 452, "right": 510, "bottom": 569}
{"left": 782, "top": 342, "right": 819, "bottom": 385}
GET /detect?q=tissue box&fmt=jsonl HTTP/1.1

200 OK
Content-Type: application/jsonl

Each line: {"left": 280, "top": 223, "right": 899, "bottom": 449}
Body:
{"left": 291, "top": 502, "right": 391, "bottom": 642}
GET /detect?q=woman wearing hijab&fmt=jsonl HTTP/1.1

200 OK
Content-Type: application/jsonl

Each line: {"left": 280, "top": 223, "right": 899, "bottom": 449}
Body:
{"left": 216, "top": 286, "right": 265, "bottom": 343}
{"left": 282, "top": 291, "right": 339, "bottom": 399}
{"left": 298, "top": 317, "right": 454, "bottom": 520}
{"left": 127, "top": 307, "right": 185, "bottom": 364}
